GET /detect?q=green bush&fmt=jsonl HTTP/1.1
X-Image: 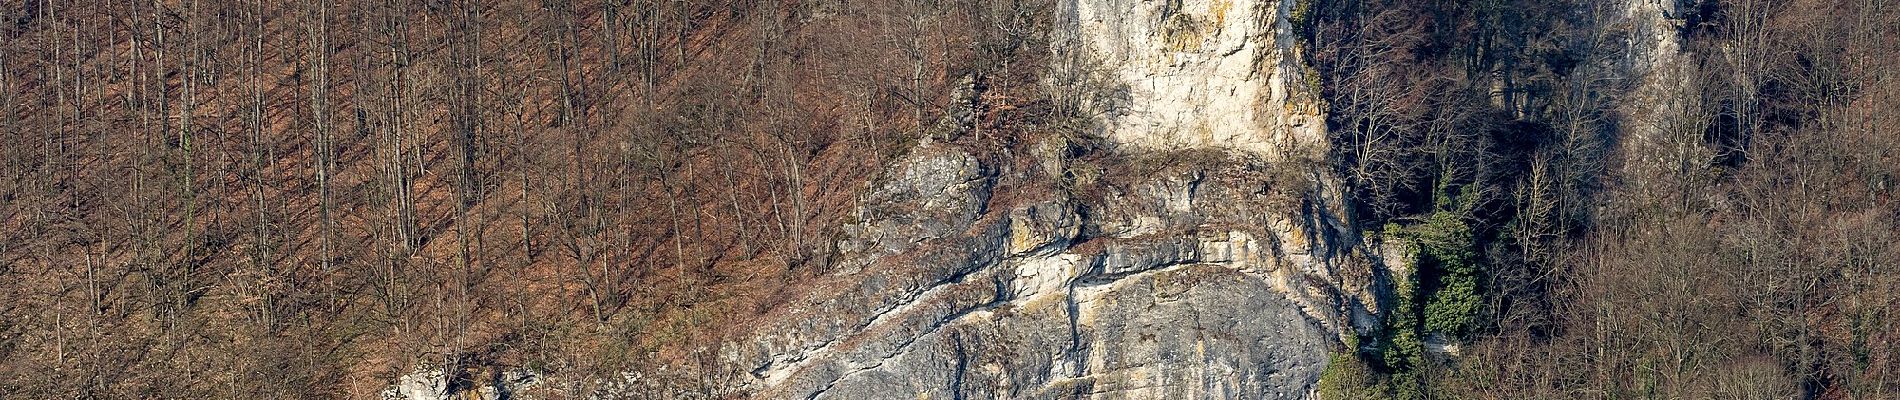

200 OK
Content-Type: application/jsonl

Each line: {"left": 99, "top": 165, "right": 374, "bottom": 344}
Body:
{"left": 1318, "top": 353, "right": 1383, "bottom": 400}
{"left": 1400, "top": 211, "right": 1483, "bottom": 337}
{"left": 1382, "top": 261, "right": 1425, "bottom": 369}
{"left": 1342, "top": 210, "right": 1481, "bottom": 400}
{"left": 1425, "top": 274, "right": 1481, "bottom": 336}
{"left": 1289, "top": 0, "right": 1317, "bottom": 39}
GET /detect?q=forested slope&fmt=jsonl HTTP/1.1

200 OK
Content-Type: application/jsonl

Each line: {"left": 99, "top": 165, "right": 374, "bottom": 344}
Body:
{"left": 1308, "top": 0, "right": 1900, "bottom": 397}
{"left": 0, "top": 0, "right": 1031, "bottom": 397}
{"left": 2, "top": 0, "right": 1898, "bottom": 398}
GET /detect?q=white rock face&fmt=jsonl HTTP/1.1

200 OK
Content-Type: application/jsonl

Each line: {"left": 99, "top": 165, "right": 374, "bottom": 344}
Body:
{"left": 1069, "top": 0, "right": 1323, "bottom": 156}
{"left": 379, "top": 368, "right": 538, "bottom": 400}
{"left": 382, "top": 369, "right": 451, "bottom": 400}
{"left": 714, "top": 143, "right": 1381, "bottom": 399}
{"left": 1613, "top": 0, "right": 1707, "bottom": 196}
{"left": 703, "top": 2, "right": 1377, "bottom": 397}
{"left": 1620, "top": 0, "right": 1691, "bottom": 143}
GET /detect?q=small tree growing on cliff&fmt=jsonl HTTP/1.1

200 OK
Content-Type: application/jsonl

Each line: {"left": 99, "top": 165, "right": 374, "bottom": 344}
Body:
{"left": 1408, "top": 211, "right": 1481, "bottom": 337}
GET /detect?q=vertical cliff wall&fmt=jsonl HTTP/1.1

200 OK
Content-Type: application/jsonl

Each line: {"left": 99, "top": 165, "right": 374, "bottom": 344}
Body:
{"left": 1070, "top": 0, "right": 1326, "bottom": 157}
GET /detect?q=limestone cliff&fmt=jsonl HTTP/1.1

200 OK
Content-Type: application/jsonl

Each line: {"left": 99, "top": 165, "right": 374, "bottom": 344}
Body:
{"left": 1068, "top": 0, "right": 1325, "bottom": 157}
{"left": 719, "top": 142, "right": 1384, "bottom": 399}
{"left": 715, "top": 0, "right": 1386, "bottom": 398}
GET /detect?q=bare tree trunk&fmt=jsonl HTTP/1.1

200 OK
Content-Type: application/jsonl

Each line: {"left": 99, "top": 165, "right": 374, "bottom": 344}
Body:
{"left": 178, "top": 0, "right": 201, "bottom": 313}
{"left": 303, "top": 0, "right": 334, "bottom": 276}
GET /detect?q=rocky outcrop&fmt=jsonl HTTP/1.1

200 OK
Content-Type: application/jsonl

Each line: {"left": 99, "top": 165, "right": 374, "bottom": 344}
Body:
{"left": 381, "top": 368, "right": 539, "bottom": 400}
{"left": 714, "top": 0, "right": 1384, "bottom": 398}
{"left": 1617, "top": 0, "right": 1695, "bottom": 148}
{"left": 1610, "top": 0, "right": 1709, "bottom": 197}
{"left": 1068, "top": 0, "right": 1325, "bottom": 157}
{"left": 719, "top": 140, "right": 1385, "bottom": 398}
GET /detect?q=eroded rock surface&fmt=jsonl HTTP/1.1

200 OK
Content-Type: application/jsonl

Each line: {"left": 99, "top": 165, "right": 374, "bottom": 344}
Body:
{"left": 1068, "top": 0, "right": 1324, "bottom": 157}
{"left": 381, "top": 368, "right": 539, "bottom": 400}
{"left": 716, "top": 0, "right": 1382, "bottom": 397}
{"left": 721, "top": 140, "right": 1385, "bottom": 399}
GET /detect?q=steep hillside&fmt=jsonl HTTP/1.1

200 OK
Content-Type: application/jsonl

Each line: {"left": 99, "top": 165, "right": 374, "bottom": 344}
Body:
{"left": 5, "top": 0, "right": 1899, "bottom": 399}
{"left": 0, "top": 0, "right": 990, "bottom": 397}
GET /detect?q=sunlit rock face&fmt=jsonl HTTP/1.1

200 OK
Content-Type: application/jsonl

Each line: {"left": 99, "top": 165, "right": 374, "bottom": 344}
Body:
{"left": 380, "top": 368, "right": 538, "bottom": 400}
{"left": 709, "top": 1, "right": 1382, "bottom": 399}
{"left": 715, "top": 138, "right": 1383, "bottom": 399}
{"left": 1610, "top": 0, "right": 1702, "bottom": 194}
{"left": 1069, "top": 0, "right": 1325, "bottom": 158}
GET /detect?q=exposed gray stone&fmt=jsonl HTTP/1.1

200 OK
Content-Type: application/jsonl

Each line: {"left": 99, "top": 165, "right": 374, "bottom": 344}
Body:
{"left": 721, "top": 140, "right": 1387, "bottom": 399}
{"left": 1008, "top": 199, "right": 1082, "bottom": 256}
{"left": 837, "top": 143, "right": 993, "bottom": 273}
{"left": 381, "top": 368, "right": 538, "bottom": 400}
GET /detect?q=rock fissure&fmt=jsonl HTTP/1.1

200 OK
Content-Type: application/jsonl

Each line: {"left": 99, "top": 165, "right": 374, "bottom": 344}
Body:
{"left": 757, "top": 257, "right": 993, "bottom": 387}
{"left": 761, "top": 220, "right": 1071, "bottom": 393}
{"left": 949, "top": 331, "right": 970, "bottom": 400}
